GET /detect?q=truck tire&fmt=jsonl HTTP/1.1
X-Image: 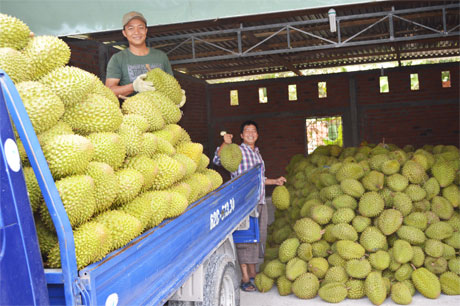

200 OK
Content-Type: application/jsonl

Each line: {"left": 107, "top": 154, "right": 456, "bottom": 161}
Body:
{"left": 202, "top": 253, "right": 240, "bottom": 306}
{"left": 167, "top": 253, "right": 240, "bottom": 306}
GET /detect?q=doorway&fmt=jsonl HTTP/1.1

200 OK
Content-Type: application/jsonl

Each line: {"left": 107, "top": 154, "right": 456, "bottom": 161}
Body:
{"left": 306, "top": 116, "right": 343, "bottom": 154}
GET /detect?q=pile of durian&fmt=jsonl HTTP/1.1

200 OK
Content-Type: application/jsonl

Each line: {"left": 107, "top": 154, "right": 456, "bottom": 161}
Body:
{"left": 258, "top": 143, "right": 460, "bottom": 304}
{"left": 1, "top": 13, "right": 223, "bottom": 270}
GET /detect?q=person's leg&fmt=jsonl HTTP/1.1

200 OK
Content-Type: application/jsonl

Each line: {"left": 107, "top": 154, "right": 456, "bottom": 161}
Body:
{"left": 236, "top": 244, "right": 256, "bottom": 291}
{"left": 248, "top": 263, "right": 257, "bottom": 279}
{"left": 240, "top": 263, "right": 256, "bottom": 291}
{"left": 240, "top": 263, "right": 250, "bottom": 283}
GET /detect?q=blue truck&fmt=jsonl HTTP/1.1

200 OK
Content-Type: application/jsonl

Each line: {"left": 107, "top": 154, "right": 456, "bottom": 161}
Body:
{"left": 0, "top": 70, "right": 262, "bottom": 306}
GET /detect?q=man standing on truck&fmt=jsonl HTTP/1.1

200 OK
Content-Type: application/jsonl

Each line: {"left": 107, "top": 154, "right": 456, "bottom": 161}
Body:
{"left": 105, "top": 11, "right": 173, "bottom": 99}
{"left": 213, "top": 120, "right": 286, "bottom": 292}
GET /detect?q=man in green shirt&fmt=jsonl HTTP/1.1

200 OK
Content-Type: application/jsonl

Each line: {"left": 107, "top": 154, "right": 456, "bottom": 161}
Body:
{"left": 105, "top": 11, "right": 173, "bottom": 98}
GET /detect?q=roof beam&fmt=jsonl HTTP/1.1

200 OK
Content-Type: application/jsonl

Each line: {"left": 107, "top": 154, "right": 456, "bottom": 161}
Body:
{"left": 243, "top": 32, "right": 302, "bottom": 76}
{"left": 182, "top": 40, "right": 459, "bottom": 78}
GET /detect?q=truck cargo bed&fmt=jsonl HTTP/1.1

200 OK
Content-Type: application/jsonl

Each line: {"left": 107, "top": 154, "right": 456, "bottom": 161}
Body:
{"left": 1, "top": 69, "right": 262, "bottom": 306}
{"left": 46, "top": 165, "right": 261, "bottom": 305}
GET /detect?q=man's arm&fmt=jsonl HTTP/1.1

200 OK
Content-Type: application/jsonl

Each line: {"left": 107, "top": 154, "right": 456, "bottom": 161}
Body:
{"left": 265, "top": 177, "right": 287, "bottom": 186}
{"left": 105, "top": 78, "right": 135, "bottom": 97}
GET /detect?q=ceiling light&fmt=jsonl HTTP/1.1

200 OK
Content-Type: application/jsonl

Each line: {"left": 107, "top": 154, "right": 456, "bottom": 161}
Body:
{"left": 328, "top": 9, "right": 337, "bottom": 33}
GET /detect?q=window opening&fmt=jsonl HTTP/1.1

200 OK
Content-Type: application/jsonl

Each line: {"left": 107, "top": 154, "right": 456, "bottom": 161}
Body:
{"left": 442, "top": 71, "right": 451, "bottom": 88}
{"left": 230, "top": 90, "right": 239, "bottom": 106}
{"left": 410, "top": 73, "right": 419, "bottom": 91}
{"left": 288, "top": 84, "right": 297, "bottom": 101}
{"left": 318, "top": 82, "right": 327, "bottom": 98}
{"left": 258, "top": 87, "right": 268, "bottom": 103}
{"left": 379, "top": 76, "right": 389, "bottom": 93}
{"left": 306, "top": 116, "right": 343, "bottom": 154}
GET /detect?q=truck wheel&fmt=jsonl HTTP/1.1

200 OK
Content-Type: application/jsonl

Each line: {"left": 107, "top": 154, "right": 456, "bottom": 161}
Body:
{"left": 202, "top": 254, "right": 240, "bottom": 306}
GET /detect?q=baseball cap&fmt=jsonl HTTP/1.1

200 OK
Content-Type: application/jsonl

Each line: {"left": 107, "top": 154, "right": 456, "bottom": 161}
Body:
{"left": 122, "top": 11, "right": 147, "bottom": 27}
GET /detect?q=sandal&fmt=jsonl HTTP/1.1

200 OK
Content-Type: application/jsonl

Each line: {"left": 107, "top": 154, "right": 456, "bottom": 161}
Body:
{"left": 240, "top": 281, "right": 256, "bottom": 292}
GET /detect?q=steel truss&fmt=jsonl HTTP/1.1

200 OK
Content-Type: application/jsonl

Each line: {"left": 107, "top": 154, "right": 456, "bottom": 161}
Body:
{"left": 138, "top": 3, "right": 459, "bottom": 66}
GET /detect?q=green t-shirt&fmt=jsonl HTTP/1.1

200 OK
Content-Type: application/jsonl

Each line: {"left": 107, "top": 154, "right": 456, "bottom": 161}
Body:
{"left": 106, "top": 47, "right": 173, "bottom": 85}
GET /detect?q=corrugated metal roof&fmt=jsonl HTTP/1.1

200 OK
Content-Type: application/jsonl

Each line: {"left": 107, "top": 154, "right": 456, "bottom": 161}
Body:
{"left": 12, "top": 0, "right": 459, "bottom": 80}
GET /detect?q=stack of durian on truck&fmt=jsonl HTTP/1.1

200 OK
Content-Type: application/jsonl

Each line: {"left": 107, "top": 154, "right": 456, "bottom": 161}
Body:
{"left": 0, "top": 12, "right": 223, "bottom": 270}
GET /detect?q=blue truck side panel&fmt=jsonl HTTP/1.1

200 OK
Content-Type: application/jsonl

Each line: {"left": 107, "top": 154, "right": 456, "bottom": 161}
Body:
{"left": 233, "top": 216, "right": 260, "bottom": 243}
{"left": 43, "top": 166, "right": 261, "bottom": 306}
{"left": 1, "top": 69, "right": 79, "bottom": 305}
{"left": 79, "top": 165, "right": 261, "bottom": 306}
{"left": 0, "top": 72, "right": 50, "bottom": 306}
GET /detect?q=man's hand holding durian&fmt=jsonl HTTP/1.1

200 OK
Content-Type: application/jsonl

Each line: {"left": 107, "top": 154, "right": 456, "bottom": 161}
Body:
{"left": 133, "top": 73, "right": 155, "bottom": 92}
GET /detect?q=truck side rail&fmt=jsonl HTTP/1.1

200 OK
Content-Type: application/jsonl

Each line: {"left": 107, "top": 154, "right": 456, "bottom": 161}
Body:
{"left": 73, "top": 164, "right": 262, "bottom": 305}
{"left": 0, "top": 70, "right": 79, "bottom": 305}
{"left": 1, "top": 71, "right": 51, "bottom": 305}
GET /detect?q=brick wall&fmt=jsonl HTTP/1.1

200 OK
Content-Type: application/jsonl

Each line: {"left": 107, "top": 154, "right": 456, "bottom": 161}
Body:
{"left": 63, "top": 43, "right": 459, "bottom": 181}
{"left": 66, "top": 40, "right": 102, "bottom": 76}
{"left": 355, "top": 65, "right": 459, "bottom": 147}
{"left": 66, "top": 40, "right": 120, "bottom": 80}
{"left": 206, "top": 63, "right": 459, "bottom": 180}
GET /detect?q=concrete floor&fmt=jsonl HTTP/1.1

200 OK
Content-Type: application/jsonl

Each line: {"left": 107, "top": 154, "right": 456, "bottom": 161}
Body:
{"left": 240, "top": 288, "right": 460, "bottom": 306}
{"left": 240, "top": 197, "right": 460, "bottom": 305}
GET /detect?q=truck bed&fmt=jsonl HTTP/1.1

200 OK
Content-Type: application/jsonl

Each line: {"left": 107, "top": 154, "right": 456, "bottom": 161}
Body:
{"left": 1, "top": 69, "right": 262, "bottom": 306}
{"left": 46, "top": 165, "right": 262, "bottom": 306}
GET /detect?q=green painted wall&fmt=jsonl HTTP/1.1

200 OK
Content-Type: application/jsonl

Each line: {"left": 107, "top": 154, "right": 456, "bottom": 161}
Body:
{"left": 1, "top": 0, "right": 373, "bottom": 36}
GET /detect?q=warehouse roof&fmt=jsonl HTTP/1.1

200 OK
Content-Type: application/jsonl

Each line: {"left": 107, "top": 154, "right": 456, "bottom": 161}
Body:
{"left": 98, "top": 1, "right": 459, "bottom": 79}
{"left": 5, "top": 1, "right": 460, "bottom": 80}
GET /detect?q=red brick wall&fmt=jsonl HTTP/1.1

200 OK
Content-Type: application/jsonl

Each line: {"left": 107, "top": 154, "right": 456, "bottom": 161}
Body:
{"left": 207, "top": 63, "right": 459, "bottom": 180}
{"left": 66, "top": 40, "right": 120, "bottom": 81}
{"left": 356, "top": 65, "right": 459, "bottom": 147}
{"left": 66, "top": 40, "right": 102, "bottom": 76}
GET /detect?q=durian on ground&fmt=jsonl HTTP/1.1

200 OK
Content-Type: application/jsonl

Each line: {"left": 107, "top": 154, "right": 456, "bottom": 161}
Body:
{"left": 256, "top": 142, "right": 460, "bottom": 304}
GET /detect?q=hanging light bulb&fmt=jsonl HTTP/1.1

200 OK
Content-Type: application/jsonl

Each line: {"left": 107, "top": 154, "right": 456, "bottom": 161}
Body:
{"left": 328, "top": 8, "right": 337, "bottom": 32}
